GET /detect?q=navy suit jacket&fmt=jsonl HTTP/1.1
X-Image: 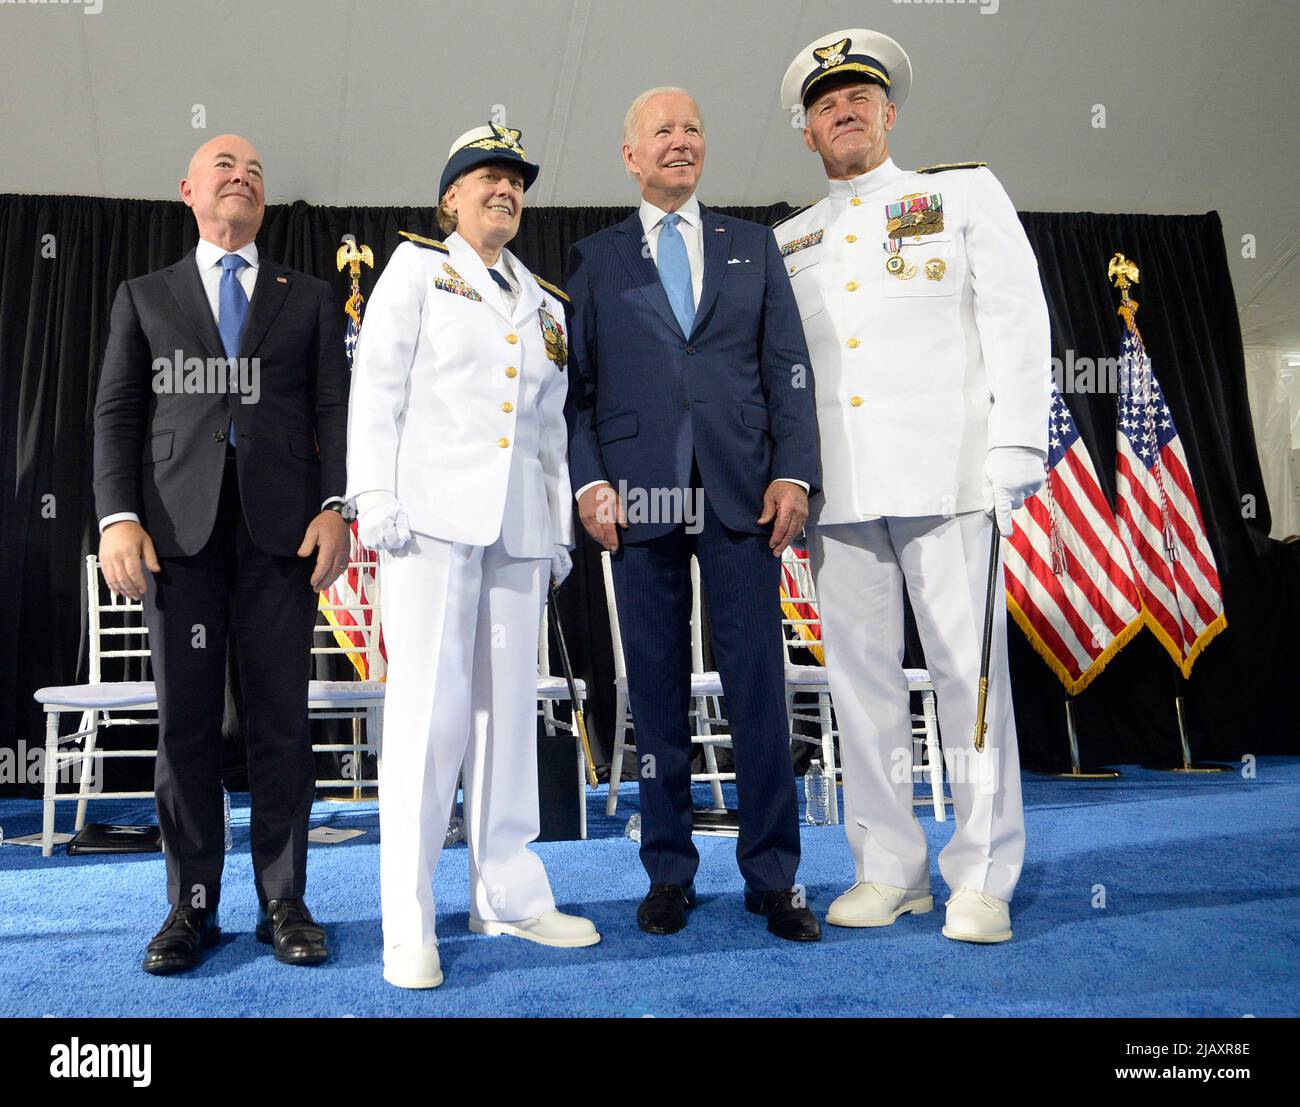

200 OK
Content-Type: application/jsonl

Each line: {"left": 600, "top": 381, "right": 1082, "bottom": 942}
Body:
{"left": 564, "top": 206, "right": 819, "bottom": 542}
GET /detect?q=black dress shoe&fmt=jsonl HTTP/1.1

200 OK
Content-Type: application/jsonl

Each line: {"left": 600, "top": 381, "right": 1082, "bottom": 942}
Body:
{"left": 142, "top": 905, "right": 221, "bottom": 975}
{"left": 256, "top": 897, "right": 330, "bottom": 965}
{"left": 746, "top": 889, "right": 822, "bottom": 942}
{"left": 637, "top": 883, "right": 696, "bottom": 935}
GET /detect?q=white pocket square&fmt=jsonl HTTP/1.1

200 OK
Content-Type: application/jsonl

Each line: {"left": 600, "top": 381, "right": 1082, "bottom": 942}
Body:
{"left": 727, "top": 258, "right": 751, "bottom": 265}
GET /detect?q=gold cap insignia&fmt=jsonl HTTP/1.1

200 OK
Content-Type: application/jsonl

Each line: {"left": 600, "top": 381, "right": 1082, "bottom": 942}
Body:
{"left": 465, "top": 122, "right": 527, "bottom": 159}
{"left": 814, "top": 38, "right": 850, "bottom": 69}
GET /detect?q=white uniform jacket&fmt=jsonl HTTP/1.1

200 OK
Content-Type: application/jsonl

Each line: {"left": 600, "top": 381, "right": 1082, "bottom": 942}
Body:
{"left": 774, "top": 158, "right": 1051, "bottom": 523}
{"left": 346, "top": 231, "right": 573, "bottom": 557}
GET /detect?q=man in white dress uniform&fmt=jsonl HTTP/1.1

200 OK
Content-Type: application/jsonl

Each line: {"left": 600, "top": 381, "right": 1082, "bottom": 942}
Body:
{"left": 346, "top": 123, "right": 599, "bottom": 988}
{"left": 775, "top": 30, "right": 1052, "bottom": 942}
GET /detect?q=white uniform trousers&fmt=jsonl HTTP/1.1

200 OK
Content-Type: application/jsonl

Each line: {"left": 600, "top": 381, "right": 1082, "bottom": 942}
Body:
{"left": 808, "top": 511, "right": 1025, "bottom": 902}
{"left": 378, "top": 534, "right": 556, "bottom": 949}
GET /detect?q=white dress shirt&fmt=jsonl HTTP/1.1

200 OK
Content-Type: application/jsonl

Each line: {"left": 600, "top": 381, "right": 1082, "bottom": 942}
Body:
{"left": 637, "top": 194, "right": 703, "bottom": 308}
{"left": 489, "top": 255, "right": 520, "bottom": 312}
{"left": 195, "top": 236, "right": 259, "bottom": 316}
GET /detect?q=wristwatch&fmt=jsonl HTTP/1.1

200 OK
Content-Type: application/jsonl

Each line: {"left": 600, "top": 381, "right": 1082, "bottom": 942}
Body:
{"left": 324, "top": 499, "right": 357, "bottom": 523}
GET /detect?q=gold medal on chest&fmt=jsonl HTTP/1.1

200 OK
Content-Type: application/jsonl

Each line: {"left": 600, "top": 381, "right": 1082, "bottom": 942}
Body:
{"left": 883, "top": 243, "right": 917, "bottom": 280}
{"left": 538, "top": 306, "right": 567, "bottom": 369}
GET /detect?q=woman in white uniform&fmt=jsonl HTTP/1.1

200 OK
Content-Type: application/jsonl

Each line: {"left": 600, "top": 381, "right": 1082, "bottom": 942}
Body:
{"left": 346, "top": 122, "right": 599, "bottom": 989}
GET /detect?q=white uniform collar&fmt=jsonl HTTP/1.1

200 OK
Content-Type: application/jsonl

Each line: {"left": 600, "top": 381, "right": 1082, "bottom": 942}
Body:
{"left": 826, "top": 157, "right": 903, "bottom": 202}
{"left": 444, "top": 232, "right": 538, "bottom": 321}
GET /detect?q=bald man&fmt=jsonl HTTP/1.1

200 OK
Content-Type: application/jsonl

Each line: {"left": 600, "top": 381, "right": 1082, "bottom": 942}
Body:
{"left": 94, "top": 135, "right": 350, "bottom": 974}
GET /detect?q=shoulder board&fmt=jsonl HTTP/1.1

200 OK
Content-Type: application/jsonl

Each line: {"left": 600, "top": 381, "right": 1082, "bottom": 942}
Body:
{"left": 771, "top": 202, "right": 817, "bottom": 230}
{"left": 398, "top": 230, "right": 449, "bottom": 253}
{"left": 532, "top": 274, "right": 569, "bottom": 304}
{"left": 916, "top": 162, "right": 988, "bottom": 174}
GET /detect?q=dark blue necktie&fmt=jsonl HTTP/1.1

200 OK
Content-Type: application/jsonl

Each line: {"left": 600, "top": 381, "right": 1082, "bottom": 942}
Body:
{"left": 489, "top": 268, "right": 512, "bottom": 294}
{"left": 218, "top": 254, "right": 249, "bottom": 446}
{"left": 657, "top": 213, "right": 695, "bottom": 337}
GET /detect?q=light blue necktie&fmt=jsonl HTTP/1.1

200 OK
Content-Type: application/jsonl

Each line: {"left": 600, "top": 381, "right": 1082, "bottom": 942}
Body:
{"left": 218, "top": 253, "right": 249, "bottom": 446}
{"left": 657, "top": 213, "right": 695, "bottom": 338}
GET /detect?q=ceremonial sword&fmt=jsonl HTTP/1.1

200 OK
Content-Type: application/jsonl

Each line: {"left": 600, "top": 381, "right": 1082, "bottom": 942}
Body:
{"left": 972, "top": 520, "right": 1001, "bottom": 754}
{"left": 548, "top": 582, "right": 599, "bottom": 787}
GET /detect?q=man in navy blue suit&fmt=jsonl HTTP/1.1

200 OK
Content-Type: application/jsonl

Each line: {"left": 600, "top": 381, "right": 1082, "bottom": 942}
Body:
{"left": 566, "top": 87, "right": 821, "bottom": 941}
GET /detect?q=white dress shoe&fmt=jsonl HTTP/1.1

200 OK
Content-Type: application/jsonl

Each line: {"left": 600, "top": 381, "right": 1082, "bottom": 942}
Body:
{"left": 469, "top": 909, "right": 601, "bottom": 948}
{"left": 383, "top": 944, "right": 444, "bottom": 989}
{"left": 825, "top": 882, "right": 934, "bottom": 928}
{"left": 942, "top": 887, "right": 1012, "bottom": 944}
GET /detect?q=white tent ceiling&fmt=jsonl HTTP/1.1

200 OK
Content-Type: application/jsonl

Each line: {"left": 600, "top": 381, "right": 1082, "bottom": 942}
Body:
{"left": 3, "top": 0, "right": 1298, "bottom": 350}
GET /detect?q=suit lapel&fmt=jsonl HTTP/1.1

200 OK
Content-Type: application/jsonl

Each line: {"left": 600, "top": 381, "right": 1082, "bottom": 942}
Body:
{"left": 238, "top": 257, "right": 290, "bottom": 359}
{"left": 163, "top": 249, "right": 225, "bottom": 361}
{"left": 613, "top": 211, "right": 685, "bottom": 340}
{"left": 693, "top": 206, "right": 727, "bottom": 339}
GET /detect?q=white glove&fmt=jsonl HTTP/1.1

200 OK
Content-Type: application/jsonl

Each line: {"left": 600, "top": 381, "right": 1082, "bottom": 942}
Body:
{"left": 550, "top": 544, "right": 573, "bottom": 586}
{"left": 982, "top": 446, "right": 1046, "bottom": 537}
{"left": 356, "top": 493, "right": 412, "bottom": 552}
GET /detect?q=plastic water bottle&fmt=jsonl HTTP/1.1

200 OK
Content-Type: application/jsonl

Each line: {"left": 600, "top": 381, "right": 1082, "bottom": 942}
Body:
{"left": 222, "top": 786, "right": 233, "bottom": 851}
{"left": 804, "top": 760, "right": 829, "bottom": 826}
{"left": 444, "top": 815, "right": 464, "bottom": 847}
{"left": 624, "top": 813, "right": 642, "bottom": 842}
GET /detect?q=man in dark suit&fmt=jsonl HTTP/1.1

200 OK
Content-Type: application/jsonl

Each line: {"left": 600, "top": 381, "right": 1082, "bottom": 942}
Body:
{"left": 93, "top": 134, "right": 349, "bottom": 973}
{"left": 566, "top": 88, "right": 821, "bottom": 941}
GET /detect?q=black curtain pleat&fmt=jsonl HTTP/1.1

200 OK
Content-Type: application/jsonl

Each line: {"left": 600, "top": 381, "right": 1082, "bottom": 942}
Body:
{"left": 1, "top": 193, "right": 1294, "bottom": 798}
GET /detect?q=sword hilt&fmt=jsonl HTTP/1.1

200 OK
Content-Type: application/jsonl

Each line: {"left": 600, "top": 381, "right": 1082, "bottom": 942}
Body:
{"left": 973, "top": 676, "right": 990, "bottom": 753}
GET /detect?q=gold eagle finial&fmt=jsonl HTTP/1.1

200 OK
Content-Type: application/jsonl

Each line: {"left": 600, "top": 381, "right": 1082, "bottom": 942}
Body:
{"left": 1108, "top": 252, "right": 1140, "bottom": 293}
{"left": 336, "top": 235, "right": 374, "bottom": 278}
{"left": 1109, "top": 252, "right": 1141, "bottom": 326}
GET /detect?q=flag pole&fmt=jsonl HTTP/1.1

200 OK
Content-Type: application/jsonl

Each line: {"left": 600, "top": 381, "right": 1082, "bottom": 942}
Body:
{"left": 322, "top": 235, "right": 378, "bottom": 803}
{"left": 1048, "top": 697, "right": 1120, "bottom": 779}
{"left": 1168, "top": 685, "right": 1227, "bottom": 773}
{"left": 1110, "top": 254, "right": 1228, "bottom": 776}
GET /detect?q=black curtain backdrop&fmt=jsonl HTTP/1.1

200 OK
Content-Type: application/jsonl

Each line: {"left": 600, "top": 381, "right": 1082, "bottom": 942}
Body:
{"left": 2, "top": 194, "right": 1295, "bottom": 798}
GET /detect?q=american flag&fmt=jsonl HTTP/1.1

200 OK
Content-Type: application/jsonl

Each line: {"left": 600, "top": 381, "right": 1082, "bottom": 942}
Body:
{"left": 318, "top": 285, "right": 386, "bottom": 680}
{"left": 1114, "top": 315, "right": 1225, "bottom": 675}
{"left": 1004, "top": 386, "right": 1145, "bottom": 694}
{"left": 780, "top": 541, "right": 824, "bottom": 664}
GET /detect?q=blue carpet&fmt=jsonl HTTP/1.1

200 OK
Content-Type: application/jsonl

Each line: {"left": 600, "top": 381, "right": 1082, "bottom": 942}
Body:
{"left": 1, "top": 759, "right": 1297, "bottom": 1017}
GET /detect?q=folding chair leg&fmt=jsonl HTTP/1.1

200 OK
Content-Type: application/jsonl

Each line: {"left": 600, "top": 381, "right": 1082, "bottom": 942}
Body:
{"left": 695, "top": 697, "right": 726, "bottom": 811}
{"left": 606, "top": 689, "right": 629, "bottom": 817}
{"left": 74, "top": 711, "right": 101, "bottom": 832}
{"left": 575, "top": 732, "right": 587, "bottom": 840}
{"left": 368, "top": 705, "right": 383, "bottom": 763}
{"left": 923, "top": 689, "right": 945, "bottom": 822}
{"left": 42, "top": 711, "right": 59, "bottom": 857}
{"left": 819, "top": 693, "right": 839, "bottom": 826}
